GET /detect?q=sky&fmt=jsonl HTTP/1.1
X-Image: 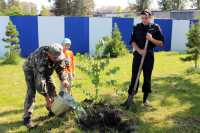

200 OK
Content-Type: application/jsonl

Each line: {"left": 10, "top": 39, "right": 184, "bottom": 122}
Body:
{"left": 17, "top": 0, "right": 159, "bottom": 11}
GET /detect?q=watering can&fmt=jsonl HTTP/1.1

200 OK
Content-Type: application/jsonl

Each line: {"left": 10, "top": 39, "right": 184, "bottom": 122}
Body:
{"left": 51, "top": 91, "right": 86, "bottom": 117}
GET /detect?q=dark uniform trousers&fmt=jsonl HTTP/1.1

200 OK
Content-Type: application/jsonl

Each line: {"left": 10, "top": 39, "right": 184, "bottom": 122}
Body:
{"left": 128, "top": 52, "right": 154, "bottom": 95}
{"left": 23, "top": 68, "right": 56, "bottom": 119}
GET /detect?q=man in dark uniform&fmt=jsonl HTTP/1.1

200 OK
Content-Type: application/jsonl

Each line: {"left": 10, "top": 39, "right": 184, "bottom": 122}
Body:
{"left": 23, "top": 43, "right": 70, "bottom": 128}
{"left": 121, "top": 9, "right": 164, "bottom": 109}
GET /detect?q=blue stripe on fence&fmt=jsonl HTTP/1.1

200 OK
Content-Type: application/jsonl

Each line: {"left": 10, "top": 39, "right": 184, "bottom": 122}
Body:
{"left": 154, "top": 19, "right": 172, "bottom": 51}
{"left": 64, "top": 17, "right": 89, "bottom": 54}
{"left": 112, "top": 17, "right": 133, "bottom": 49}
{"left": 9, "top": 16, "right": 39, "bottom": 57}
{"left": 190, "top": 19, "right": 198, "bottom": 27}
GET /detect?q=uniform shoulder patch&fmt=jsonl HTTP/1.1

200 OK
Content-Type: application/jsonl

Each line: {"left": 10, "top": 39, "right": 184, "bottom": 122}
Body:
{"left": 153, "top": 23, "right": 161, "bottom": 31}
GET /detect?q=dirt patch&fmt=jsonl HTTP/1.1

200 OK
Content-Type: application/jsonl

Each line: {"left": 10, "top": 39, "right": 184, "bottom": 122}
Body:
{"left": 76, "top": 99, "right": 138, "bottom": 133}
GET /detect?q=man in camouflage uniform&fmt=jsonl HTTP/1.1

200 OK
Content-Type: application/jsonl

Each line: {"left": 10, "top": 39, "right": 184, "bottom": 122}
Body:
{"left": 23, "top": 43, "right": 69, "bottom": 128}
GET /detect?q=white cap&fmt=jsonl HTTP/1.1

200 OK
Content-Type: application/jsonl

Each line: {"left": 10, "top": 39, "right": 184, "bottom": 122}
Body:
{"left": 62, "top": 38, "right": 71, "bottom": 46}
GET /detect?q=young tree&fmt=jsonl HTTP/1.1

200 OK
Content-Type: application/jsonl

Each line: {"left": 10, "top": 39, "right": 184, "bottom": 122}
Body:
{"left": 96, "top": 24, "right": 127, "bottom": 58}
{"left": 110, "top": 24, "right": 127, "bottom": 57}
{"left": 2, "top": 21, "right": 20, "bottom": 64}
{"left": 76, "top": 55, "right": 119, "bottom": 102}
{"left": 182, "top": 21, "right": 200, "bottom": 68}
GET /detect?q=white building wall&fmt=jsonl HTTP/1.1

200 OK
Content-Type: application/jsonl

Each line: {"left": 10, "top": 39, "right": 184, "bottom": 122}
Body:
{"left": 171, "top": 20, "right": 190, "bottom": 52}
{"left": 0, "top": 17, "right": 9, "bottom": 57}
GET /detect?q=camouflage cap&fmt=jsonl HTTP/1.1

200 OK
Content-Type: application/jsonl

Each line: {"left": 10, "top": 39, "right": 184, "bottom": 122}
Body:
{"left": 48, "top": 43, "right": 65, "bottom": 62}
{"left": 141, "top": 9, "right": 152, "bottom": 17}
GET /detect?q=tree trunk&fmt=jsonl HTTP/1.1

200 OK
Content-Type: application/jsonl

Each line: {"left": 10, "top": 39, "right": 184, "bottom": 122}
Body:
{"left": 195, "top": 58, "right": 198, "bottom": 68}
{"left": 197, "top": 0, "right": 200, "bottom": 9}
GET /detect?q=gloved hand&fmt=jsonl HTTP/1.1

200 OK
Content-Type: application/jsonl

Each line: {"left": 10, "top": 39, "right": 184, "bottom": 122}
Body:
{"left": 62, "top": 79, "right": 70, "bottom": 88}
{"left": 146, "top": 33, "right": 153, "bottom": 41}
{"left": 45, "top": 96, "right": 53, "bottom": 111}
{"left": 64, "top": 58, "right": 70, "bottom": 67}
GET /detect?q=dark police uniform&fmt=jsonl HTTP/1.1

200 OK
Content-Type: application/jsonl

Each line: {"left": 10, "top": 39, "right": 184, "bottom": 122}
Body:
{"left": 128, "top": 23, "right": 164, "bottom": 97}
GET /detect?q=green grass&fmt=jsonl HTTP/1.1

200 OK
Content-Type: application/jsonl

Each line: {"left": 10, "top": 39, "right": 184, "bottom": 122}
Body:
{"left": 0, "top": 52, "right": 200, "bottom": 133}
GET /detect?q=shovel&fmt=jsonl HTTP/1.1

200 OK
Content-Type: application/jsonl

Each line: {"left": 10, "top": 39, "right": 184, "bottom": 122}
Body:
{"left": 126, "top": 38, "right": 149, "bottom": 109}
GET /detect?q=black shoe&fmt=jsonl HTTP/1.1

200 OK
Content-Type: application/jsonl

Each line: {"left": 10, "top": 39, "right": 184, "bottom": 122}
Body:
{"left": 23, "top": 117, "right": 36, "bottom": 129}
{"left": 48, "top": 111, "right": 55, "bottom": 117}
{"left": 143, "top": 100, "right": 151, "bottom": 107}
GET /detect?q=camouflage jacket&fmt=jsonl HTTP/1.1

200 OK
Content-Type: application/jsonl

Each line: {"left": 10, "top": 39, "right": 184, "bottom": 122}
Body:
{"left": 23, "top": 46, "right": 67, "bottom": 81}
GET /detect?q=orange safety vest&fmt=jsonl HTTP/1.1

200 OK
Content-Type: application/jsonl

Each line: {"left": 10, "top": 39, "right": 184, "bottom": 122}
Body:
{"left": 64, "top": 49, "right": 75, "bottom": 74}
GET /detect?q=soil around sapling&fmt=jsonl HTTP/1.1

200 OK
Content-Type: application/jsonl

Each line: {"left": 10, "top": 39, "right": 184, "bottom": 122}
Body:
{"left": 76, "top": 99, "right": 138, "bottom": 133}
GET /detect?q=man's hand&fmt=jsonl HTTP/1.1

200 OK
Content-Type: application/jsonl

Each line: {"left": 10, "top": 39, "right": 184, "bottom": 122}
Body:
{"left": 146, "top": 33, "right": 153, "bottom": 41}
{"left": 45, "top": 96, "right": 53, "bottom": 110}
{"left": 138, "top": 49, "right": 146, "bottom": 55}
{"left": 62, "top": 80, "right": 70, "bottom": 88}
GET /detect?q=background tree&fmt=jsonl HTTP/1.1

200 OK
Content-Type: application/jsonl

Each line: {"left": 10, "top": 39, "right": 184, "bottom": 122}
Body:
{"left": 0, "top": 0, "right": 6, "bottom": 14}
{"left": 182, "top": 20, "right": 200, "bottom": 68}
{"left": 52, "top": 0, "right": 73, "bottom": 16}
{"left": 192, "top": 0, "right": 200, "bottom": 9}
{"left": 159, "top": 0, "right": 187, "bottom": 10}
{"left": 172, "top": 0, "right": 187, "bottom": 10}
{"left": 20, "top": 2, "right": 37, "bottom": 15}
{"left": 81, "top": 0, "right": 94, "bottom": 16}
{"left": 4, "top": 0, "right": 37, "bottom": 15}
{"left": 40, "top": 6, "right": 50, "bottom": 16}
{"left": 127, "top": 2, "right": 137, "bottom": 12}
{"left": 5, "top": 4, "right": 25, "bottom": 15}
{"left": 2, "top": 21, "right": 20, "bottom": 64}
{"left": 159, "top": 0, "right": 173, "bottom": 10}
{"left": 136, "top": 0, "right": 150, "bottom": 12}
{"left": 52, "top": 0, "right": 94, "bottom": 16}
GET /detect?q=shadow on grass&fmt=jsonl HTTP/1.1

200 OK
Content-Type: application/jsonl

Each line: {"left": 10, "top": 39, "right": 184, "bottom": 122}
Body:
{"left": 0, "top": 105, "right": 44, "bottom": 133}
{"left": 0, "top": 108, "right": 74, "bottom": 133}
{"left": 137, "top": 74, "right": 200, "bottom": 132}
{"left": 1, "top": 74, "right": 199, "bottom": 132}
{"left": 0, "top": 105, "right": 43, "bottom": 118}
{"left": 107, "top": 74, "right": 200, "bottom": 133}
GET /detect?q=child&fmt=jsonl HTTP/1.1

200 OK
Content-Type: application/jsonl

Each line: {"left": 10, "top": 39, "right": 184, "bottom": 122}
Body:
{"left": 61, "top": 38, "right": 75, "bottom": 95}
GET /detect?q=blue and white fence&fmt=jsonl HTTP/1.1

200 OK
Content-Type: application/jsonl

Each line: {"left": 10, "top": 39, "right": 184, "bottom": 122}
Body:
{"left": 0, "top": 16, "right": 196, "bottom": 57}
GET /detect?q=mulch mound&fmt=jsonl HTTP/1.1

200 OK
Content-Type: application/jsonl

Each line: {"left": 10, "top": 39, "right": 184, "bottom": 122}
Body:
{"left": 76, "top": 99, "right": 137, "bottom": 133}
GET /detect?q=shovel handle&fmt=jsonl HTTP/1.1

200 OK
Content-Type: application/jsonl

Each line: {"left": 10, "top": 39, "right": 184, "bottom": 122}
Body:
{"left": 131, "top": 40, "right": 149, "bottom": 96}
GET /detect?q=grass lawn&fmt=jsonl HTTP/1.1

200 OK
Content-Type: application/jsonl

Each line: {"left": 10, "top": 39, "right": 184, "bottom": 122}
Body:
{"left": 0, "top": 52, "right": 200, "bottom": 133}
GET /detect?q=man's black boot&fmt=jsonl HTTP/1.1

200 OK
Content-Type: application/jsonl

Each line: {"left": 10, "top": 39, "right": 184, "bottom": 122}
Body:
{"left": 48, "top": 110, "right": 55, "bottom": 117}
{"left": 23, "top": 117, "right": 35, "bottom": 129}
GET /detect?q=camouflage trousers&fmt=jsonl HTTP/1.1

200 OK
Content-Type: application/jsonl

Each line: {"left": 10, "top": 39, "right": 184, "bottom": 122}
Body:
{"left": 23, "top": 68, "right": 57, "bottom": 119}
